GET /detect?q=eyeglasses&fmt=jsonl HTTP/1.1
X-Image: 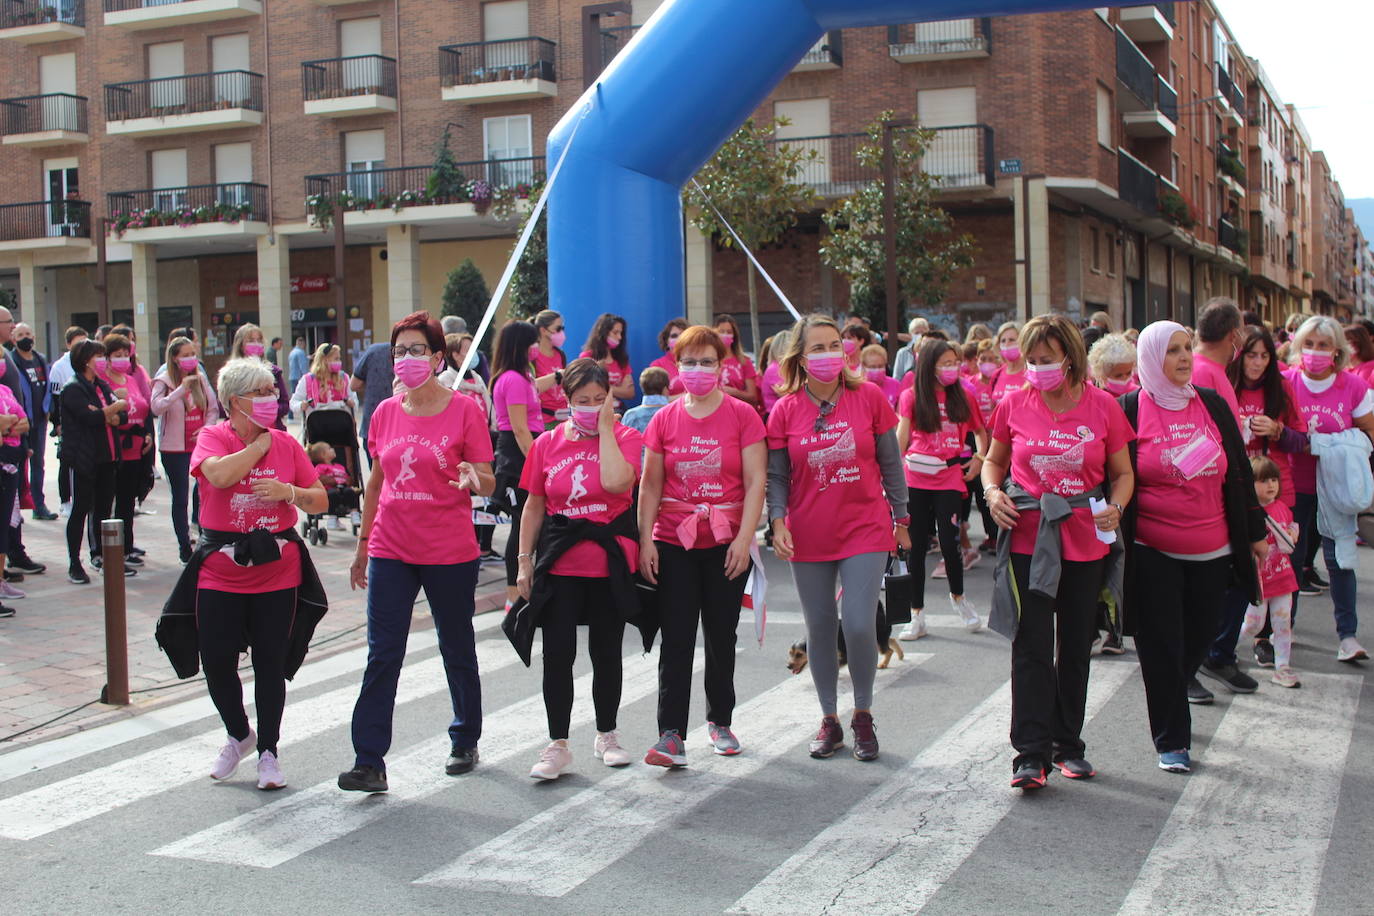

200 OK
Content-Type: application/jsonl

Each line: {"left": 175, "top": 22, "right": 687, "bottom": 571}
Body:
{"left": 813, "top": 399, "right": 835, "bottom": 434}
{"left": 391, "top": 344, "right": 431, "bottom": 359}
{"left": 679, "top": 358, "right": 719, "bottom": 370}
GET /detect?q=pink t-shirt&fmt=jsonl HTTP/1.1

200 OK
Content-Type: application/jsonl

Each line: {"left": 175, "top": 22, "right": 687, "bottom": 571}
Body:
{"left": 1191, "top": 353, "right": 1242, "bottom": 429}
{"left": 0, "top": 385, "right": 23, "bottom": 448}
{"left": 767, "top": 382, "right": 898, "bottom": 563}
{"left": 491, "top": 370, "right": 544, "bottom": 435}
{"left": 1288, "top": 368, "right": 1372, "bottom": 493}
{"left": 519, "top": 422, "right": 643, "bottom": 577}
{"left": 991, "top": 366, "right": 1026, "bottom": 408}
{"left": 649, "top": 353, "right": 685, "bottom": 397}
{"left": 182, "top": 397, "right": 206, "bottom": 452}
{"left": 1134, "top": 394, "right": 1230, "bottom": 556}
{"left": 101, "top": 371, "right": 148, "bottom": 461}
{"left": 1258, "top": 499, "right": 1299, "bottom": 598}
{"left": 970, "top": 375, "right": 996, "bottom": 420}
{"left": 761, "top": 363, "right": 784, "bottom": 414}
{"left": 530, "top": 347, "right": 568, "bottom": 422}
{"left": 897, "top": 386, "right": 984, "bottom": 491}
{"left": 867, "top": 375, "right": 902, "bottom": 408}
{"left": 191, "top": 424, "right": 317, "bottom": 593}
{"left": 366, "top": 391, "right": 494, "bottom": 565}
{"left": 1351, "top": 362, "right": 1374, "bottom": 387}
{"left": 305, "top": 372, "right": 349, "bottom": 405}
{"left": 1237, "top": 381, "right": 1301, "bottom": 508}
{"left": 989, "top": 384, "right": 1134, "bottom": 562}
{"left": 721, "top": 355, "right": 759, "bottom": 396}
{"left": 643, "top": 395, "right": 766, "bottom": 547}
{"left": 579, "top": 351, "right": 632, "bottom": 396}
{"left": 314, "top": 462, "right": 349, "bottom": 488}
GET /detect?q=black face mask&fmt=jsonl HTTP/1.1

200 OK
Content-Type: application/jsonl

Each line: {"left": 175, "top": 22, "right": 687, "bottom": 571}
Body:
{"left": 15, "top": 338, "right": 33, "bottom": 352}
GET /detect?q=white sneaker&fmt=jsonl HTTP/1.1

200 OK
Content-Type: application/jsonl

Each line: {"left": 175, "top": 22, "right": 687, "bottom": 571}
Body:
{"left": 256, "top": 751, "right": 286, "bottom": 790}
{"left": 209, "top": 729, "right": 256, "bottom": 780}
{"left": 593, "top": 730, "right": 633, "bottom": 767}
{"left": 931, "top": 560, "right": 948, "bottom": 579}
{"left": 952, "top": 595, "right": 983, "bottom": 632}
{"left": 1337, "top": 637, "right": 1369, "bottom": 663}
{"left": 1271, "top": 666, "right": 1301, "bottom": 688}
{"left": 898, "top": 612, "right": 928, "bottom": 641}
{"left": 59, "top": 501, "right": 71, "bottom": 518}
{"left": 328, "top": 517, "right": 343, "bottom": 530}
{"left": 530, "top": 740, "right": 572, "bottom": 780}
{"left": 350, "top": 510, "right": 361, "bottom": 526}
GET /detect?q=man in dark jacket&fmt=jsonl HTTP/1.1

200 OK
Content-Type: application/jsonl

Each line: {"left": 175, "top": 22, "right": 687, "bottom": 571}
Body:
{"left": 12, "top": 322, "right": 54, "bottom": 520}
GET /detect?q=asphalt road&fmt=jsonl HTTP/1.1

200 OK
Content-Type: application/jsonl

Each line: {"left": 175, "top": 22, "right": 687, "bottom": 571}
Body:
{"left": 0, "top": 541, "right": 1370, "bottom": 915}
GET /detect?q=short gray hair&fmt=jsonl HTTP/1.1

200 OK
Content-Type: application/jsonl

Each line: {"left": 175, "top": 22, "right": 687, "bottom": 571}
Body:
{"left": 216, "top": 357, "right": 275, "bottom": 407}
{"left": 441, "top": 315, "right": 467, "bottom": 335}
{"left": 1087, "top": 333, "right": 1137, "bottom": 381}
{"left": 1290, "top": 315, "right": 1352, "bottom": 370}
{"left": 908, "top": 317, "right": 930, "bottom": 335}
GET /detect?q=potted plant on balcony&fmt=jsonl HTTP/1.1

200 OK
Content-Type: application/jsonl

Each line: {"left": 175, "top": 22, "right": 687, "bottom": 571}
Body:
{"left": 1158, "top": 189, "right": 1197, "bottom": 229}
{"left": 426, "top": 127, "right": 465, "bottom": 204}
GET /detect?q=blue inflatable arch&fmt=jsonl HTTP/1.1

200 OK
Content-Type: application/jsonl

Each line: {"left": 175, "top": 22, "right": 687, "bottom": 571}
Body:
{"left": 546, "top": 0, "right": 1113, "bottom": 366}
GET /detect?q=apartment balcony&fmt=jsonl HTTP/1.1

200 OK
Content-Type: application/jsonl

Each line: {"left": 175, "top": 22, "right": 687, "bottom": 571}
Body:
{"left": 310, "top": 0, "right": 367, "bottom": 5}
{"left": 106, "top": 182, "right": 268, "bottom": 243}
{"left": 1118, "top": 3, "right": 1174, "bottom": 44}
{"left": 302, "top": 56, "right": 397, "bottom": 117}
{"left": 1218, "top": 217, "right": 1243, "bottom": 255}
{"left": 439, "top": 38, "right": 556, "bottom": 104}
{"left": 105, "top": 72, "right": 262, "bottom": 137}
{"left": 0, "top": 200, "right": 91, "bottom": 252}
{"left": 793, "top": 31, "right": 842, "bottom": 72}
{"left": 1217, "top": 142, "right": 1246, "bottom": 199}
{"left": 599, "top": 24, "right": 639, "bottom": 69}
{"left": 768, "top": 126, "right": 995, "bottom": 198}
{"left": 1, "top": 93, "right": 88, "bottom": 146}
{"left": 1117, "top": 150, "right": 1160, "bottom": 215}
{"left": 302, "top": 157, "right": 543, "bottom": 234}
{"left": 1216, "top": 65, "right": 1245, "bottom": 128}
{"left": 0, "top": 0, "right": 85, "bottom": 42}
{"left": 1115, "top": 28, "right": 1156, "bottom": 109}
{"left": 888, "top": 19, "right": 990, "bottom": 62}
{"left": 103, "top": 0, "right": 259, "bottom": 30}
{"left": 1121, "top": 73, "right": 1178, "bottom": 138}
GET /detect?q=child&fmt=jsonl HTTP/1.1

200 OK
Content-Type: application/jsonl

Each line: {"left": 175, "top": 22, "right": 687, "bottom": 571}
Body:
{"left": 308, "top": 441, "right": 360, "bottom": 529}
{"left": 1239, "top": 456, "right": 1301, "bottom": 687}
{"left": 621, "top": 366, "right": 670, "bottom": 433}
{"left": 860, "top": 344, "right": 902, "bottom": 408}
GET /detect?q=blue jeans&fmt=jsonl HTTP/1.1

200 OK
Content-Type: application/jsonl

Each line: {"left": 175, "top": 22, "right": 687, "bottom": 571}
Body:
{"left": 160, "top": 451, "right": 192, "bottom": 553}
{"left": 1206, "top": 586, "right": 1251, "bottom": 667}
{"left": 1321, "top": 537, "right": 1359, "bottom": 640}
{"left": 351, "top": 557, "right": 482, "bottom": 769}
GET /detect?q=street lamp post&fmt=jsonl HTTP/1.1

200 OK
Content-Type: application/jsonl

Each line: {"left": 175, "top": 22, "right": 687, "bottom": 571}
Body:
{"left": 882, "top": 118, "right": 913, "bottom": 363}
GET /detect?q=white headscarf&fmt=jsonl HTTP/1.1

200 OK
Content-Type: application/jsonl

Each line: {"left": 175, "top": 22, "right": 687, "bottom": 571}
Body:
{"left": 1135, "top": 320, "right": 1196, "bottom": 412}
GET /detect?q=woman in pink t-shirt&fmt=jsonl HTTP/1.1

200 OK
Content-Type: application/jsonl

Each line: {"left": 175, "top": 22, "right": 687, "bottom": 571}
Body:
{"left": 991, "top": 320, "right": 1028, "bottom": 408}
{"left": 95, "top": 333, "right": 151, "bottom": 571}
{"left": 1117, "top": 320, "right": 1267, "bottom": 776}
{"left": 981, "top": 315, "right": 1135, "bottom": 788}
{"left": 152, "top": 336, "right": 218, "bottom": 563}
{"left": 339, "top": 312, "right": 495, "bottom": 794}
{"left": 1344, "top": 323, "right": 1374, "bottom": 387}
{"left": 896, "top": 338, "right": 987, "bottom": 640}
{"left": 289, "top": 343, "right": 357, "bottom": 421}
{"left": 1087, "top": 333, "right": 1139, "bottom": 397}
{"left": 860, "top": 343, "right": 902, "bottom": 408}
{"left": 713, "top": 313, "right": 761, "bottom": 408}
{"left": 579, "top": 312, "right": 634, "bottom": 404}
{"left": 638, "top": 325, "right": 766, "bottom": 767}
{"left": 531, "top": 309, "right": 569, "bottom": 427}
{"left": 767, "top": 315, "right": 911, "bottom": 763}
{"left": 759, "top": 331, "right": 790, "bottom": 417}
{"left": 514, "top": 359, "right": 644, "bottom": 780}
{"left": 187, "top": 358, "right": 328, "bottom": 791}
{"left": 648, "top": 317, "right": 688, "bottom": 399}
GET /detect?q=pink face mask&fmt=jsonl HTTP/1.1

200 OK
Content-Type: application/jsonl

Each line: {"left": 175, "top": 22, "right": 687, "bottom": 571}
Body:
{"left": 1301, "top": 348, "right": 1334, "bottom": 375}
{"left": 864, "top": 368, "right": 887, "bottom": 383}
{"left": 936, "top": 366, "right": 961, "bottom": 386}
{"left": 110, "top": 356, "right": 131, "bottom": 374}
{"left": 666, "top": 335, "right": 680, "bottom": 353}
{"left": 1172, "top": 434, "right": 1222, "bottom": 480}
{"left": 842, "top": 338, "right": 858, "bottom": 356}
{"left": 678, "top": 365, "right": 719, "bottom": 396}
{"left": 978, "top": 362, "right": 998, "bottom": 379}
{"left": 806, "top": 352, "right": 846, "bottom": 383}
{"left": 328, "top": 360, "right": 343, "bottom": 373}
{"left": 606, "top": 336, "right": 621, "bottom": 350}
{"left": 243, "top": 342, "right": 265, "bottom": 358}
{"left": 240, "top": 395, "right": 278, "bottom": 430}
{"left": 570, "top": 404, "right": 601, "bottom": 436}
{"left": 1000, "top": 346, "right": 1022, "bottom": 363}
{"left": 1104, "top": 377, "right": 1134, "bottom": 395}
{"left": 177, "top": 356, "right": 198, "bottom": 373}
{"left": 550, "top": 330, "right": 567, "bottom": 349}
{"left": 1025, "top": 361, "right": 1065, "bottom": 391}
{"left": 718, "top": 333, "right": 735, "bottom": 349}
{"left": 94, "top": 357, "right": 109, "bottom": 374}
{"left": 393, "top": 355, "right": 433, "bottom": 390}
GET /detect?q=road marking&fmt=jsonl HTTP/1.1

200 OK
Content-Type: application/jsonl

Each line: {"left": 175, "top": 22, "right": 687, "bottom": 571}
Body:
{"left": 150, "top": 648, "right": 692, "bottom": 868}
{"left": 413, "top": 652, "right": 936, "bottom": 896}
{"left": 762, "top": 611, "right": 969, "bottom": 630}
{"left": 1117, "top": 672, "right": 1361, "bottom": 916}
{"left": 0, "top": 634, "right": 516, "bottom": 840}
{"left": 727, "top": 659, "right": 1139, "bottom": 914}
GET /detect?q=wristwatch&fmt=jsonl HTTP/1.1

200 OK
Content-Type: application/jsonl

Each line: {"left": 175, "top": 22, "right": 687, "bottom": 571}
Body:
{"left": 893, "top": 515, "right": 911, "bottom": 528}
{"left": 553, "top": 370, "right": 563, "bottom": 386}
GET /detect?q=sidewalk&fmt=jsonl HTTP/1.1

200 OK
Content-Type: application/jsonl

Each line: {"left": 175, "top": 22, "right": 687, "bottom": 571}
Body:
{"left": 0, "top": 425, "right": 509, "bottom": 747}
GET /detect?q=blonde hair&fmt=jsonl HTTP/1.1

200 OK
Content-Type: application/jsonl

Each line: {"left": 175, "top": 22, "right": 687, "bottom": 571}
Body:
{"left": 164, "top": 336, "right": 206, "bottom": 411}
{"left": 307, "top": 441, "right": 332, "bottom": 464}
{"left": 860, "top": 343, "right": 888, "bottom": 367}
{"left": 995, "top": 321, "right": 1021, "bottom": 345}
{"left": 964, "top": 323, "right": 993, "bottom": 344}
{"left": 1020, "top": 315, "right": 1089, "bottom": 388}
{"left": 776, "top": 314, "right": 863, "bottom": 395}
{"left": 310, "top": 343, "right": 341, "bottom": 386}
{"left": 1290, "top": 315, "right": 1352, "bottom": 370}
{"left": 230, "top": 323, "right": 265, "bottom": 360}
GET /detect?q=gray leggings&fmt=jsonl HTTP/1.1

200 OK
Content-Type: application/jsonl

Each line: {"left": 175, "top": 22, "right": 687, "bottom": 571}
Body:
{"left": 790, "top": 551, "right": 887, "bottom": 716}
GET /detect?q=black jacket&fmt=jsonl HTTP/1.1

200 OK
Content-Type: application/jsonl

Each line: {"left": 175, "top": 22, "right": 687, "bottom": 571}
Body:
{"left": 57, "top": 374, "right": 123, "bottom": 475}
{"left": 1118, "top": 386, "right": 1266, "bottom": 634}
{"left": 502, "top": 508, "right": 654, "bottom": 666}
{"left": 157, "top": 526, "right": 329, "bottom": 680}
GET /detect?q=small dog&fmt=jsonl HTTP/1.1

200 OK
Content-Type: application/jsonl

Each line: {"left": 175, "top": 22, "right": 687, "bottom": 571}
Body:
{"left": 787, "top": 601, "right": 905, "bottom": 674}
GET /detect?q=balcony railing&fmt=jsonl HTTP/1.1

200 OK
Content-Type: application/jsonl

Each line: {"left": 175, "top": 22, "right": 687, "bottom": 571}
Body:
{"left": 304, "top": 157, "right": 545, "bottom": 212}
{"left": 888, "top": 18, "right": 990, "bottom": 60}
{"left": 1115, "top": 29, "right": 1155, "bottom": 106}
{"left": 107, "top": 182, "right": 267, "bottom": 226}
{"left": 1218, "top": 217, "right": 1241, "bottom": 254}
{"left": 302, "top": 55, "right": 397, "bottom": 101}
{"left": 1216, "top": 65, "right": 1245, "bottom": 116}
{"left": 796, "top": 31, "right": 843, "bottom": 68}
{"left": 0, "top": 200, "right": 91, "bottom": 241}
{"left": 1118, "top": 151, "right": 1159, "bottom": 214}
{"left": 600, "top": 24, "right": 640, "bottom": 67}
{"left": 439, "top": 37, "right": 555, "bottom": 87}
{"left": 1153, "top": 2, "right": 1175, "bottom": 25}
{"left": 1, "top": 0, "right": 84, "bottom": 28}
{"left": 0, "top": 94, "right": 87, "bottom": 135}
{"left": 105, "top": 72, "right": 263, "bottom": 121}
{"left": 1156, "top": 75, "right": 1178, "bottom": 122}
{"left": 769, "top": 126, "right": 995, "bottom": 197}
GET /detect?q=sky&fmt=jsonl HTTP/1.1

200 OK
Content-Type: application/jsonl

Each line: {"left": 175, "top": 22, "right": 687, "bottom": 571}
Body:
{"left": 1217, "top": 0, "right": 1374, "bottom": 200}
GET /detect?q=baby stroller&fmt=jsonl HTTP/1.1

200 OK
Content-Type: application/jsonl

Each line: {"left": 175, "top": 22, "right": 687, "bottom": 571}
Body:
{"left": 302, "top": 407, "right": 363, "bottom": 546}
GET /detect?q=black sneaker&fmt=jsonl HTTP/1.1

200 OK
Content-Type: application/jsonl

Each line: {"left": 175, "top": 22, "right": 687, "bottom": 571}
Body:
{"left": 8, "top": 555, "right": 45, "bottom": 575}
{"left": 68, "top": 563, "right": 90, "bottom": 585}
{"left": 32, "top": 508, "right": 58, "bottom": 521}
{"left": 123, "top": 554, "right": 144, "bottom": 567}
{"left": 0, "top": 604, "right": 14, "bottom": 618}
{"left": 1186, "top": 676, "right": 1214, "bottom": 705}
{"left": 1254, "top": 639, "right": 1276, "bottom": 669}
{"left": 127, "top": 547, "right": 147, "bottom": 558}
{"left": 1054, "top": 758, "right": 1096, "bottom": 779}
{"left": 1011, "top": 759, "right": 1048, "bottom": 790}
{"left": 1198, "top": 659, "right": 1259, "bottom": 694}
{"left": 3, "top": 569, "right": 23, "bottom": 583}
{"left": 445, "top": 745, "right": 478, "bottom": 776}
{"left": 337, "top": 765, "right": 388, "bottom": 793}
{"left": 1306, "top": 570, "right": 1330, "bottom": 590}
{"left": 1297, "top": 582, "right": 1323, "bottom": 597}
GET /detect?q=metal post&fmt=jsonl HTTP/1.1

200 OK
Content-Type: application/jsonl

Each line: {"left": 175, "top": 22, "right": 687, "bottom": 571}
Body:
{"left": 882, "top": 121, "right": 900, "bottom": 363}
{"left": 100, "top": 519, "right": 128, "bottom": 706}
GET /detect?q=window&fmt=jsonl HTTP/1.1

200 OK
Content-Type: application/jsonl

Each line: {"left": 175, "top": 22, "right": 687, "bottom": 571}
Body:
{"left": 917, "top": 87, "right": 978, "bottom": 187}
{"left": 211, "top": 34, "right": 251, "bottom": 106}
{"left": 214, "top": 142, "right": 252, "bottom": 206}
{"left": 1095, "top": 84, "right": 1112, "bottom": 148}
{"left": 1091, "top": 226, "right": 1101, "bottom": 272}
{"left": 38, "top": 53, "right": 77, "bottom": 131}
{"left": 151, "top": 148, "right": 188, "bottom": 210}
{"left": 147, "top": 41, "right": 185, "bottom": 110}
{"left": 43, "top": 157, "right": 78, "bottom": 237}
{"left": 340, "top": 17, "right": 383, "bottom": 92}
{"left": 774, "top": 98, "right": 831, "bottom": 187}
{"left": 483, "top": 114, "right": 533, "bottom": 185}
{"left": 344, "top": 129, "right": 384, "bottom": 197}
{"left": 483, "top": 0, "right": 527, "bottom": 39}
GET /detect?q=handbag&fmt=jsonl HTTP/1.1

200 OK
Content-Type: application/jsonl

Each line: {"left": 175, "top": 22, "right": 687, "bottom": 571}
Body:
{"left": 883, "top": 551, "right": 913, "bottom": 625}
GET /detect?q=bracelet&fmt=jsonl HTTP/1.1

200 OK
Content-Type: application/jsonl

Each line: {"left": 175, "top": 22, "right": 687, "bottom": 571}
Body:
{"left": 983, "top": 484, "right": 1002, "bottom": 498}
{"left": 517, "top": 552, "right": 535, "bottom": 560}
{"left": 1110, "top": 502, "right": 1124, "bottom": 515}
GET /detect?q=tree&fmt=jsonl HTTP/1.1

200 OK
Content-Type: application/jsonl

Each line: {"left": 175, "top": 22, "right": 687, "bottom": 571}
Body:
{"left": 820, "top": 112, "right": 976, "bottom": 332}
{"left": 441, "top": 259, "right": 490, "bottom": 332}
{"left": 426, "top": 126, "right": 465, "bottom": 202}
{"left": 508, "top": 178, "right": 547, "bottom": 318}
{"left": 683, "top": 118, "right": 818, "bottom": 350}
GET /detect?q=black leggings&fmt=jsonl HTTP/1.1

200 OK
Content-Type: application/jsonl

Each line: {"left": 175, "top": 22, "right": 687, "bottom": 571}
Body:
{"left": 197, "top": 586, "right": 295, "bottom": 756}
{"left": 909, "top": 486, "right": 964, "bottom": 604}
{"left": 68, "top": 461, "right": 115, "bottom": 564}
{"left": 541, "top": 575, "right": 626, "bottom": 738}
{"left": 107, "top": 458, "right": 141, "bottom": 558}
{"left": 495, "top": 430, "right": 530, "bottom": 587}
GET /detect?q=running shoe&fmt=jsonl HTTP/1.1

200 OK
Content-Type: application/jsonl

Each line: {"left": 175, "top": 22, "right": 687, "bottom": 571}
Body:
{"left": 7, "top": 554, "right": 44, "bottom": 575}
{"left": 1306, "top": 570, "right": 1330, "bottom": 590}
{"left": 708, "top": 722, "right": 741, "bottom": 756}
{"left": 338, "top": 764, "right": 388, "bottom": 793}
{"left": 1186, "top": 676, "right": 1214, "bottom": 705}
{"left": 644, "top": 729, "right": 687, "bottom": 768}
{"left": 256, "top": 751, "right": 286, "bottom": 790}
{"left": 209, "top": 730, "right": 256, "bottom": 780}
{"left": 0, "top": 605, "right": 13, "bottom": 618}
{"left": 0, "top": 582, "right": 25, "bottom": 599}
{"left": 1253, "top": 639, "right": 1275, "bottom": 668}
{"left": 931, "top": 559, "right": 948, "bottom": 579}
{"left": 808, "top": 717, "right": 844, "bottom": 758}
{"left": 1011, "top": 760, "right": 1048, "bottom": 789}
{"left": 445, "top": 745, "right": 478, "bottom": 775}
{"left": 850, "top": 711, "right": 879, "bottom": 761}
{"left": 961, "top": 547, "right": 981, "bottom": 571}
{"left": 1055, "top": 758, "right": 1096, "bottom": 779}
{"left": 67, "top": 563, "right": 89, "bottom": 585}
{"left": 1297, "top": 582, "right": 1323, "bottom": 597}
{"left": 1271, "top": 666, "right": 1301, "bottom": 688}
{"left": 897, "top": 613, "right": 928, "bottom": 641}
{"left": 1337, "top": 637, "right": 1369, "bottom": 663}
{"left": 1198, "top": 659, "right": 1258, "bottom": 693}
{"left": 1100, "top": 632, "right": 1126, "bottom": 655}
{"left": 594, "top": 730, "right": 633, "bottom": 767}
{"left": 529, "top": 741, "right": 572, "bottom": 780}
{"left": 1158, "top": 750, "right": 1191, "bottom": 773}
{"left": 951, "top": 595, "right": 983, "bottom": 632}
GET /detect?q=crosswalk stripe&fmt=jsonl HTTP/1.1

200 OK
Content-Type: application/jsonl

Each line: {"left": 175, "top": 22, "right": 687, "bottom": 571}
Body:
{"left": 763, "top": 611, "right": 970, "bottom": 629}
{"left": 149, "top": 648, "right": 692, "bottom": 869}
{"left": 0, "top": 634, "right": 516, "bottom": 840}
{"left": 727, "top": 659, "right": 1139, "bottom": 914}
{"left": 412, "top": 652, "right": 936, "bottom": 896}
{"left": 1117, "top": 672, "right": 1361, "bottom": 916}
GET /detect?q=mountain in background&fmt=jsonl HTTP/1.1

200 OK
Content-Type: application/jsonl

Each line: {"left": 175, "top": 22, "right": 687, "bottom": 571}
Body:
{"left": 1351, "top": 199, "right": 1374, "bottom": 244}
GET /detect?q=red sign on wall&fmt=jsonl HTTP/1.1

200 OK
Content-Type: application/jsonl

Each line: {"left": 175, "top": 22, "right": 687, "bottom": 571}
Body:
{"left": 236, "top": 275, "right": 331, "bottom": 296}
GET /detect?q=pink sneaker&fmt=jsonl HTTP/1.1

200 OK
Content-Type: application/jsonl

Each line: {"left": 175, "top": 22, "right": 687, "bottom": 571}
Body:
{"left": 210, "top": 729, "right": 256, "bottom": 780}
{"left": 0, "top": 582, "right": 25, "bottom": 599}
{"left": 961, "top": 548, "right": 981, "bottom": 571}
{"left": 256, "top": 751, "right": 286, "bottom": 790}
{"left": 931, "top": 560, "right": 948, "bottom": 580}
{"left": 530, "top": 740, "right": 573, "bottom": 780}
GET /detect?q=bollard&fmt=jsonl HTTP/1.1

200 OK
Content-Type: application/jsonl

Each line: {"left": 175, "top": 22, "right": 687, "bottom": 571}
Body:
{"left": 100, "top": 518, "right": 129, "bottom": 706}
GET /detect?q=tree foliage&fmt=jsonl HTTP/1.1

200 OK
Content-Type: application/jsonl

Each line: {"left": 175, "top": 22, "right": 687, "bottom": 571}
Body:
{"left": 441, "top": 259, "right": 490, "bottom": 332}
{"left": 820, "top": 112, "right": 976, "bottom": 332}
{"left": 508, "top": 178, "right": 547, "bottom": 319}
{"left": 426, "top": 126, "right": 466, "bottom": 201}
